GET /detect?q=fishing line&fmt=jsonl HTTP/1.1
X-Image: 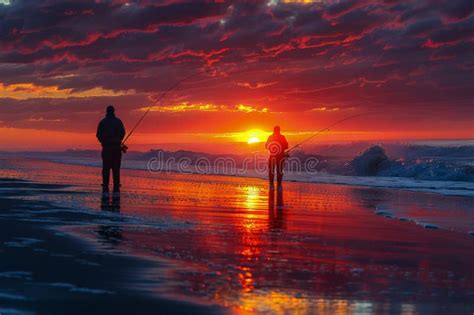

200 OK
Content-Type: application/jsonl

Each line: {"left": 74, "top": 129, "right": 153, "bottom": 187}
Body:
{"left": 286, "top": 111, "right": 380, "bottom": 154}
{"left": 121, "top": 66, "right": 268, "bottom": 152}
{"left": 121, "top": 68, "right": 212, "bottom": 152}
{"left": 120, "top": 61, "right": 383, "bottom": 154}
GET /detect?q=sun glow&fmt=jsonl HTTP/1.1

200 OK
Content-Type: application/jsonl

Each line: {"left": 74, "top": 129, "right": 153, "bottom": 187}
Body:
{"left": 239, "top": 129, "right": 269, "bottom": 144}
{"left": 247, "top": 136, "right": 261, "bottom": 144}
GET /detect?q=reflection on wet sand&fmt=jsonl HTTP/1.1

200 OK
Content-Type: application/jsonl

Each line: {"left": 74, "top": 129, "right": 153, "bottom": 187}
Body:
{"left": 101, "top": 194, "right": 121, "bottom": 212}
{"left": 86, "top": 180, "right": 474, "bottom": 314}
{"left": 98, "top": 194, "right": 123, "bottom": 246}
{"left": 268, "top": 189, "right": 286, "bottom": 231}
{"left": 2, "top": 158, "right": 474, "bottom": 314}
{"left": 232, "top": 292, "right": 417, "bottom": 314}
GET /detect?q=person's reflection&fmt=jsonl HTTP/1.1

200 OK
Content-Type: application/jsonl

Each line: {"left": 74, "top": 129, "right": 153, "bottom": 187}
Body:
{"left": 111, "top": 194, "right": 121, "bottom": 211}
{"left": 268, "top": 188, "right": 286, "bottom": 231}
{"left": 98, "top": 194, "right": 123, "bottom": 245}
{"left": 101, "top": 194, "right": 121, "bottom": 212}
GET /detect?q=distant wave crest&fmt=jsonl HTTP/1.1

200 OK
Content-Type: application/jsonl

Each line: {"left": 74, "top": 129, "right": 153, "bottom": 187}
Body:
{"left": 348, "top": 145, "right": 474, "bottom": 182}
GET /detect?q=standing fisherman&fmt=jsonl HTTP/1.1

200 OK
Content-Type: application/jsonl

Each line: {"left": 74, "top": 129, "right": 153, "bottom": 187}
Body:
{"left": 265, "top": 126, "right": 289, "bottom": 190}
{"left": 96, "top": 105, "right": 125, "bottom": 195}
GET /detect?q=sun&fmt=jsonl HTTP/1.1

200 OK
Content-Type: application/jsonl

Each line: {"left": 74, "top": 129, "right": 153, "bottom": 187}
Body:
{"left": 247, "top": 136, "right": 261, "bottom": 144}
{"left": 233, "top": 129, "right": 269, "bottom": 144}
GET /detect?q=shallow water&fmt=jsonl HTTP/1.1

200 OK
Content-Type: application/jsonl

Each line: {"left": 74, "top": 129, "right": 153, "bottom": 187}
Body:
{"left": 1, "top": 157, "right": 474, "bottom": 314}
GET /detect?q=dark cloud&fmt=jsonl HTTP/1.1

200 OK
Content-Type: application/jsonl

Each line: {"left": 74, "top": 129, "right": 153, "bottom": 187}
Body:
{"left": 404, "top": 17, "right": 442, "bottom": 36}
{"left": 440, "top": 0, "right": 474, "bottom": 20}
{"left": 426, "top": 16, "right": 474, "bottom": 46}
{"left": 325, "top": 0, "right": 366, "bottom": 18}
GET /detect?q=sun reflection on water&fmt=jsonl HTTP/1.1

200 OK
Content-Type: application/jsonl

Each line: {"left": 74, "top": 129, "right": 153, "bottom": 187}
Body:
{"left": 242, "top": 186, "right": 263, "bottom": 210}
{"left": 3, "top": 158, "right": 474, "bottom": 314}
{"left": 227, "top": 290, "right": 418, "bottom": 315}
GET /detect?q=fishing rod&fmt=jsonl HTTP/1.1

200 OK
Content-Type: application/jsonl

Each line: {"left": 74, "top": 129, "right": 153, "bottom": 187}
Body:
{"left": 286, "top": 112, "right": 377, "bottom": 154}
{"left": 120, "top": 66, "right": 273, "bottom": 153}
{"left": 121, "top": 69, "right": 211, "bottom": 153}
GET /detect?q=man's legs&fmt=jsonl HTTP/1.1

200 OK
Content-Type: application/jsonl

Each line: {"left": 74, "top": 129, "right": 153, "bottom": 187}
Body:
{"left": 276, "top": 156, "right": 285, "bottom": 188}
{"left": 268, "top": 157, "right": 276, "bottom": 188}
{"left": 101, "top": 148, "right": 112, "bottom": 193}
{"left": 111, "top": 148, "right": 122, "bottom": 193}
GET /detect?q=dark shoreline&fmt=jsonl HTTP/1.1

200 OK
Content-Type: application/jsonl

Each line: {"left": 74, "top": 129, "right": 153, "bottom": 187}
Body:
{"left": 0, "top": 178, "right": 225, "bottom": 315}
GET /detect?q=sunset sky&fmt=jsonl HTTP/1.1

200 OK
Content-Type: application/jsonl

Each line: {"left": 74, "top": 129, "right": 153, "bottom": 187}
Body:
{"left": 0, "top": 0, "right": 473, "bottom": 151}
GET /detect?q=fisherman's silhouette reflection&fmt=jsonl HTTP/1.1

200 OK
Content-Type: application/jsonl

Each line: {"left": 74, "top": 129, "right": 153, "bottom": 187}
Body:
{"left": 98, "top": 194, "right": 122, "bottom": 245}
{"left": 100, "top": 194, "right": 121, "bottom": 212}
{"left": 268, "top": 189, "right": 286, "bottom": 231}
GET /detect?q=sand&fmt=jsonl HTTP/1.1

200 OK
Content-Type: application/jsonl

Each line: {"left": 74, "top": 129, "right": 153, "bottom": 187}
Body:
{"left": 0, "top": 177, "right": 224, "bottom": 315}
{"left": 1, "top": 157, "right": 474, "bottom": 314}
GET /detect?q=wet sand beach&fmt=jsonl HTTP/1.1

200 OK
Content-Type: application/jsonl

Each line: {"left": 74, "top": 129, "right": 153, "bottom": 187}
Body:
{"left": 0, "top": 179, "right": 225, "bottom": 315}
{"left": 1, "top": 157, "right": 474, "bottom": 314}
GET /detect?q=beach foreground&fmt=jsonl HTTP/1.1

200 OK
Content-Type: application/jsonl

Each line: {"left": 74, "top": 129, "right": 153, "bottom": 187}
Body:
{"left": 1, "top": 157, "right": 474, "bottom": 314}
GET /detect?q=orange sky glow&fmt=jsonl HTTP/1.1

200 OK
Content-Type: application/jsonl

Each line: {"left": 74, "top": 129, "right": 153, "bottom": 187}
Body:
{"left": 0, "top": 0, "right": 472, "bottom": 152}
{"left": 0, "top": 81, "right": 472, "bottom": 152}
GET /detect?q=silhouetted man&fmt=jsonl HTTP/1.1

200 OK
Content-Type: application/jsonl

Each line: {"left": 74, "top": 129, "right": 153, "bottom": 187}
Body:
{"left": 96, "top": 105, "right": 125, "bottom": 195}
{"left": 265, "top": 126, "right": 288, "bottom": 190}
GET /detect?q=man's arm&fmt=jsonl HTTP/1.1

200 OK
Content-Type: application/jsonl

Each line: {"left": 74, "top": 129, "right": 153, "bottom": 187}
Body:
{"left": 119, "top": 120, "right": 126, "bottom": 141}
{"left": 96, "top": 120, "right": 103, "bottom": 143}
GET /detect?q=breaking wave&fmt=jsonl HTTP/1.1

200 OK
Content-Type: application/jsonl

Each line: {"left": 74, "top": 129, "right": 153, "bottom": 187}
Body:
{"left": 347, "top": 145, "right": 474, "bottom": 182}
